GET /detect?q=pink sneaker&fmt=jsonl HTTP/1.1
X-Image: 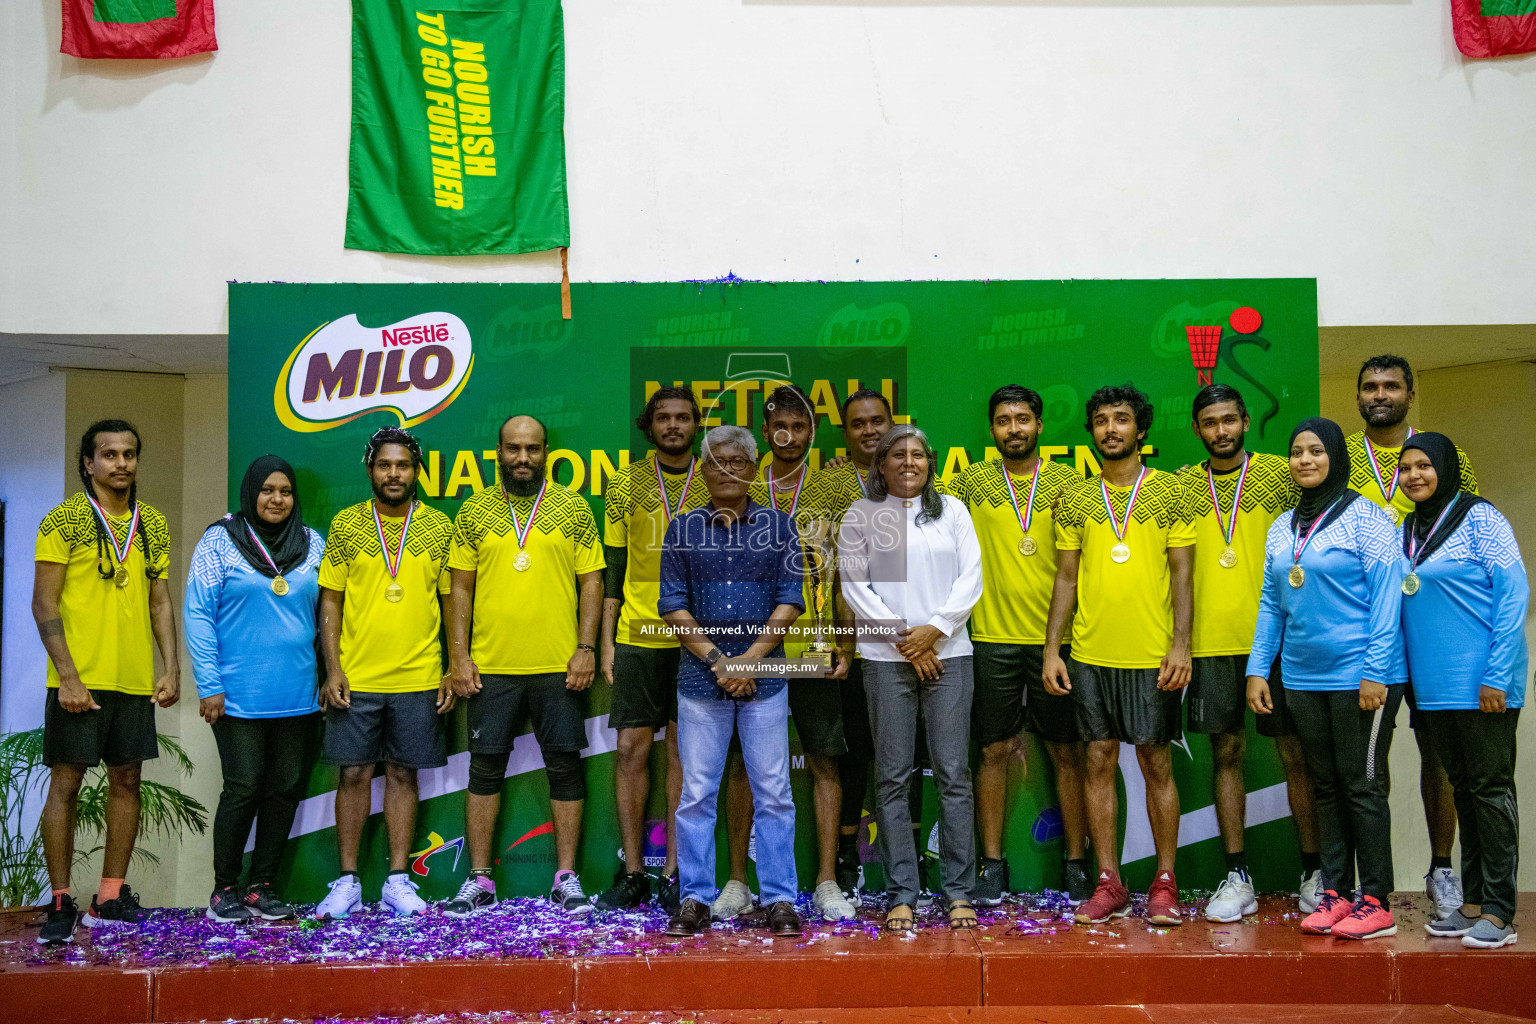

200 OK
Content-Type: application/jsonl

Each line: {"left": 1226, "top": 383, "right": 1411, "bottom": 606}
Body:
{"left": 1332, "top": 895, "right": 1397, "bottom": 940}
{"left": 1146, "top": 871, "right": 1183, "bottom": 926}
{"left": 1300, "top": 889, "right": 1353, "bottom": 934}
{"left": 1074, "top": 871, "right": 1131, "bottom": 924}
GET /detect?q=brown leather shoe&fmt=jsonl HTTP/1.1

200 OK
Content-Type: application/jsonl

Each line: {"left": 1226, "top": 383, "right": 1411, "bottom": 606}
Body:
{"left": 666, "top": 898, "right": 710, "bottom": 937}
{"left": 766, "top": 900, "right": 802, "bottom": 937}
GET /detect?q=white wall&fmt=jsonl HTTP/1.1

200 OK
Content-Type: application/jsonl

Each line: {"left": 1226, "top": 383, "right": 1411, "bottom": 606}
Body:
{"left": 0, "top": 373, "right": 65, "bottom": 734}
{"left": 3, "top": 0, "right": 1535, "bottom": 336}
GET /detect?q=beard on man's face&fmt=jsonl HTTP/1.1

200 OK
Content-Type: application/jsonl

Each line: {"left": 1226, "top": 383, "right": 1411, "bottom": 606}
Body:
{"left": 501, "top": 463, "right": 544, "bottom": 496}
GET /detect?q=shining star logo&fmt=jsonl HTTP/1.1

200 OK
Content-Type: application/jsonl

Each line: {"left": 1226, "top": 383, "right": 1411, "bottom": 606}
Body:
{"left": 409, "top": 831, "right": 465, "bottom": 877}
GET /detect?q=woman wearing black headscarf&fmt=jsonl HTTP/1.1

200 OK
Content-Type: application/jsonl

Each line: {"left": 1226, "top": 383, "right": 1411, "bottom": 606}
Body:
{"left": 1246, "top": 418, "right": 1407, "bottom": 941}
{"left": 1399, "top": 432, "right": 1527, "bottom": 949}
{"left": 185, "top": 456, "right": 325, "bottom": 924}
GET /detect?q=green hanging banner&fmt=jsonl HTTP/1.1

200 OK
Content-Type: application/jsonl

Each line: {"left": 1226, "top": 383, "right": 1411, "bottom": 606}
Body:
{"left": 346, "top": 0, "right": 569, "bottom": 255}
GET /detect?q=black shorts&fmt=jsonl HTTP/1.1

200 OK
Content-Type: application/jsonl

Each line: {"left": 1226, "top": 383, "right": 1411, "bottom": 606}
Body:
{"left": 43, "top": 689, "right": 159, "bottom": 767}
{"left": 971, "top": 641, "right": 1029, "bottom": 747}
{"left": 1188, "top": 656, "right": 1247, "bottom": 735}
{"left": 1069, "top": 660, "right": 1181, "bottom": 746}
{"left": 1253, "top": 656, "right": 1294, "bottom": 739}
{"left": 1405, "top": 681, "right": 1425, "bottom": 730}
{"left": 471, "top": 673, "right": 588, "bottom": 755}
{"left": 841, "top": 659, "right": 875, "bottom": 762}
{"left": 789, "top": 676, "right": 846, "bottom": 757}
{"left": 323, "top": 690, "right": 447, "bottom": 769}
{"left": 608, "top": 644, "right": 680, "bottom": 731}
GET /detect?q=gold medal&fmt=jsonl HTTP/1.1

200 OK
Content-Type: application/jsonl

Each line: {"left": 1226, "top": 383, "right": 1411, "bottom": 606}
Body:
{"left": 385, "top": 582, "right": 405, "bottom": 603}
{"left": 113, "top": 565, "right": 129, "bottom": 588}
{"left": 1288, "top": 565, "right": 1305, "bottom": 589}
{"left": 1111, "top": 542, "right": 1131, "bottom": 564}
{"left": 1019, "top": 536, "right": 1037, "bottom": 556}
{"left": 514, "top": 550, "right": 532, "bottom": 572}
{"left": 1402, "top": 572, "right": 1420, "bottom": 596}
{"left": 1219, "top": 546, "right": 1238, "bottom": 569}
{"left": 271, "top": 575, "right": 289, "bottom": 597}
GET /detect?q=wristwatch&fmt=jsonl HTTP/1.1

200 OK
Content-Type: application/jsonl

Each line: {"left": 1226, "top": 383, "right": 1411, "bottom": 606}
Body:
{"left": 704, "top": 647, "right": 724, "bottom": 668}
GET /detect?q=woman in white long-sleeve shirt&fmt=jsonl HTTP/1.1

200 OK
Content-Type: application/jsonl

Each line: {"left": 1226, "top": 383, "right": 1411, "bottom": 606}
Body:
{"left": 839, "top": 425, "right": 984, "bottom": 931}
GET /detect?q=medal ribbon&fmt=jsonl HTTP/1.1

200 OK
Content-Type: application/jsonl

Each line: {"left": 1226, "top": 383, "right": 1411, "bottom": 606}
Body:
{"left": 1002, "top": 462, "right": 1041, "bottom": 540}
{"left": 653, "top": 457, "right": 698, "bottom": 523}
{"left": 242, "top": 520, "right": 284, "bottom": 577}
{"left": 1364, "top": 426, "right": 1415, "bottom": 503}
{"left": 504, "top": 479, "right": 548, "bottom": 549}
{"left": 1290, "top": 498, "right": 1338, "bottom": 568}
{"left": 1100, "top": 467, "right": 1147, "bottom": 544}
{"left": 769, "top": 463, "right": 807, "bottom": 519}
{"left": 1406, "top": 493, "right": 1459, "bottom": 570}
{"left": 86, "top": 493, "right": 139, "bottom": 569}
{"left": 1207, "top": 454, "right": 1249, "bottom": 547}
{"left": 372, "top": 500, "right": 414, "bottom": 580}
{"left": 854, "top": 465, "right": 870, "bottom": 497}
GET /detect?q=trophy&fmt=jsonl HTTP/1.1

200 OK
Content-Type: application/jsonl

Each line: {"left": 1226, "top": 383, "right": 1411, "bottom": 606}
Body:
{"left": 801, "top": 517, "right": 838, "bottom": 673}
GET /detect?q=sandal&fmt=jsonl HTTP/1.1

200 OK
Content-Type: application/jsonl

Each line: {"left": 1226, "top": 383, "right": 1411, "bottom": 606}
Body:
{"left": 948, "top": 900, "right": 979, "bottom": 930}
{"left": 884, "top": 904, "right": 915, "bottom": 932}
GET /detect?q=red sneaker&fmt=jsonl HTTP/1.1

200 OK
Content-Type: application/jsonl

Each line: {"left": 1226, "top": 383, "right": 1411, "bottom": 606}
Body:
{"left": 1146, "top": 870, "right": 1183, "bottom": 926}
{"left": 1074, "top": 871, "right": 1131, "bottom": 924}
{"left": 1300, "top": 889, "right": 1354, "bottom": 935}
{"left": 1331, "top": 895, "right": 1397, "bottom": 941}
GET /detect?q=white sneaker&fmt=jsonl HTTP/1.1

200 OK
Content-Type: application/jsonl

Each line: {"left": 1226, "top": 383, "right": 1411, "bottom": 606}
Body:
{"left": 710, "top": 878, "right": 755, "bottom": 921}
{"left": 1204, "top": 871, "right": 1258, "bottom": 923}
{"left": 313, "top": 874, "right": 363, "bottom": 921}
{"left": 1425, "top": 867, "right": 1463, "bottom": 920}
{"left": 813, "top": 879, "right": 856, "bottom": 922}
{"left": 1297, "top": 869, "right": 1323, "bottom": 915}
{"left": 381, "top": 873, "right": 427, "bottom": 917}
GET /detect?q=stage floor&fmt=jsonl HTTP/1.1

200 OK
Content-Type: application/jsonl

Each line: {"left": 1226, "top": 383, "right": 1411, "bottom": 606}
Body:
{"left": 0, "top": 892, "right": 1529, "bottom": 1024}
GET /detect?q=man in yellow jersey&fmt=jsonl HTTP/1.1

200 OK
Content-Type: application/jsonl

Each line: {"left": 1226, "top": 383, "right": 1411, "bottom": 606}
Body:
{"left": 1348, "top": 354, "right": 1479, "bottom": 919}
{"left": 313, "top": 427, "right": 456, "bottom": 921}
{"left": 820, "top": 387, "right": 893, "bottom": 904}
{"left": 1044, "top": 384, "right": 1194, "bottom": 927}
{"left": 33, "top": 419, "right": 179, "bottom": 945}
{"left": 1176, "top": 384, "right": 1317, "bottom": 923}
{"left": 594, "top": 387, "right": 710, "bottom": 912}
{"left": 733, "top": 383, "right": 862, "bottom": 923}
{"left": 948, "top": 386, "right": 1088, "bottom": 907}
{"left": 442, "top": 416, "right": 605, "bottom": 918}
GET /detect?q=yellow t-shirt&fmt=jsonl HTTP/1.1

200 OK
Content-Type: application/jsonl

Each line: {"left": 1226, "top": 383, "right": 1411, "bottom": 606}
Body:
{"left": 1345, "top": 430, "right": 1479, "bottom": 525}
{"left": 450, "top": 483, "right": 605, "bottom": 674}
{"left": 604, "top": 454, "right": 711, "bottom": 649}
{"left": 1176, "top": 453, "right": 1298, "bottom": 657}
{"left": 1054, "top": 468, "right": 1195, "bottom": 669}
{"left": 35, "top": 492, "right": 170, "bottom": 695}
{"left": 319, "top": 500, "right": 453, "bottom": 693}
{"left": 948, "top": 458, "right": 1079, "bottom": 645}
{"left": 749, "top": 466, "right": 865, "bottom": 657}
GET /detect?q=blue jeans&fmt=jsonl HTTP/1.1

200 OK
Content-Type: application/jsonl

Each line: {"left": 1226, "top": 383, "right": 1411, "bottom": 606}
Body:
{"left": 676, "top": 689, "right": 797, "bottom": 906}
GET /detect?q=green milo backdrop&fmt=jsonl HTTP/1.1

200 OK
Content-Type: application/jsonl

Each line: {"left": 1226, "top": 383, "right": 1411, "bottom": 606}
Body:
{"left": 227, "top": 279, "right": 1319, "bottom": 902}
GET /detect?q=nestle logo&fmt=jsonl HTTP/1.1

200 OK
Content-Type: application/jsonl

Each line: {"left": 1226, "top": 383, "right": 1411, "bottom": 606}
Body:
{"left": 382, "top": 323, "right": 451, "bottom": 346}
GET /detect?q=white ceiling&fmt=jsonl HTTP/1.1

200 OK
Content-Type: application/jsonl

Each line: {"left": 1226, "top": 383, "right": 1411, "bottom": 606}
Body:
{"left": 0, "top": 333, "right": 226, "bottom": 387}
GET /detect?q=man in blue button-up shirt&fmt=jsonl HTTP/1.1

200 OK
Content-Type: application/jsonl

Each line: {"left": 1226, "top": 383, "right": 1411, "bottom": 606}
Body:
{"left": 658, "top": 425, "right": 805, "bottom": 938}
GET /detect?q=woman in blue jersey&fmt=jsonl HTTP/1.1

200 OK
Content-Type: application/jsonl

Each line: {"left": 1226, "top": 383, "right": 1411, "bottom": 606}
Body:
{"left": 1399, "top": 432, "right": 1527, "bottom": 950}
{"left": 185, "top": 456, "right": 324, "bottom": 924}
{"left": 1246, "top": 418, "right": 1405, "bottom": 941}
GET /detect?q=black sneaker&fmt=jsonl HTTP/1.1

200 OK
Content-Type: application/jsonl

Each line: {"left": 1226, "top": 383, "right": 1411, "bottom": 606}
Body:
{"left": 37, "top": 893, "right": 78, "bottom": 945}
{"left": 207, "top": 886, "right": 254, "bottom": 923}
{"left": 975, "top": 857, "right": 1008, "bottom": 907}
{"left": 1064, "top": 860, "right": 1093, "bottom": 907}
{"left": 835, "top": 845, "right": 863, "bottom": 907}
{"left": 593, "top": 870, "right": 651, "bottom": 911}
{"left": 242, "top": 881, "right": 295, "bottom": 921}
{"left": 657, "top": 872, "right": 681, "bottom": 913}
{"left": 443, "top": 876, "right": 498, "bottom": 918}
{"left": 84, "top": 884, "right": 150, "bottom": 928}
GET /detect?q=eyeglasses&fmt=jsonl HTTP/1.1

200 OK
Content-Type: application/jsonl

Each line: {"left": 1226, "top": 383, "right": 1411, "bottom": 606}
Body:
{"left": 707, "top": 457, "right": 755, "bottom": 473}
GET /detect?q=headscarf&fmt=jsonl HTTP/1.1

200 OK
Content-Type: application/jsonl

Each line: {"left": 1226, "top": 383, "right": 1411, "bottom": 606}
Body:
{"left": 1289, "top": 417, "right": 1360, "bottom": 535}
{"left": 216, "top": 455, "right": 310, "bottom": 577}
{"left": 1400, "top": 432, "right": 1489, "bottom": 564}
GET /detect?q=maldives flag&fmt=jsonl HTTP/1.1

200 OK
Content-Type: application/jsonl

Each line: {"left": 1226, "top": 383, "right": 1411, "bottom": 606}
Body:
{"left": 62, "top": 0, "right": 217, "bottom": 59}
{"left": 1451, "top": 0, "right": 1536, "bottom": 56}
